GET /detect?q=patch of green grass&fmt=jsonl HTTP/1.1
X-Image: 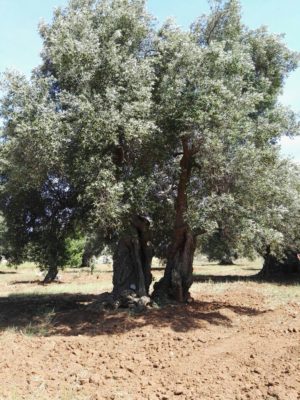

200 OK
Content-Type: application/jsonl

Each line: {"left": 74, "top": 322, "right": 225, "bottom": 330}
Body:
{"left": 192, "top": 276, "right": 300, "bottom": 307}
{"left": 193, "top": 257, "right": 262, "bottom": 276}
{"left": 3, "top": 326, "right": 19, "bottom": 335}
{"left": 4, "top": 306, "right": 56, "bottom": 337}
{"left": 191, "top": 257, "right": 300, "bottom": 306}
{"left": 259, "top": 283, "right": 300, "bottom": 307}
{"left": 0, "top": 261, "right": 36, "bottom": 272}
{"left": 21, "top": 322, "right": 49, "bottom": 337}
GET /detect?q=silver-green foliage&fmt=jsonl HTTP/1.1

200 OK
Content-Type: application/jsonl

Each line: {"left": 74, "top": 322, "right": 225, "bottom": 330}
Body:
{"left": 151, "top": 0, "right": 300, "bottom": 259}
{"left": 0, "top": 0, "right": 155, "bottom": 268}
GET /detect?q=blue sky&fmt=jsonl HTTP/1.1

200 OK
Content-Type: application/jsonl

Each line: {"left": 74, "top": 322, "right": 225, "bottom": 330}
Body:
{"left": 0, "top": 0, "right": 299, "bottom": 160}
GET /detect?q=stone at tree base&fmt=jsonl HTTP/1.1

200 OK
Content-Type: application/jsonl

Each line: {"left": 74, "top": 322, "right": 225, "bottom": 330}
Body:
{"left": 88, "top": 290, "right": 152, "bottom": 313}
{"left": 87, "top": 292, "right": 115, "bottom": 312}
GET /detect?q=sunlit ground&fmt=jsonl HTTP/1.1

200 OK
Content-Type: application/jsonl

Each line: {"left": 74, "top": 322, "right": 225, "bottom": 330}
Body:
{"left": 0, "top": 257, "right": 299, "bottom": 307}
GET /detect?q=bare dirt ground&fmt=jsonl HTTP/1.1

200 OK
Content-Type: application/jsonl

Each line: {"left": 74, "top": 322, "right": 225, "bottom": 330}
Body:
{"left": 0, "top": 260, "right": 299, "bottom": 400}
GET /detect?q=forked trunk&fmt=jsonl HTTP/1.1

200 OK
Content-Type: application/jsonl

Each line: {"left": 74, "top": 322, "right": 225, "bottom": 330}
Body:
{"left": 153, "top": 138, "right": 196, "bottom": 302}
{"left": 154, "top": 226, "right": 196, "bottom": 302}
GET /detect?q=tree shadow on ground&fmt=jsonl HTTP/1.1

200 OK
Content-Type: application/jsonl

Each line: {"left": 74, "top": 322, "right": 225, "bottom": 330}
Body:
{"left": 0, "top": 292, "right": 266, "bottom": 337}
{"left": 193, "top": 274, "right": 259, "bottom": 283}
{"left": 0, "top": 270, "right": 17, "bottom": 275}
{"left": 9, "top": 280, "right": 45, "bottom": 285}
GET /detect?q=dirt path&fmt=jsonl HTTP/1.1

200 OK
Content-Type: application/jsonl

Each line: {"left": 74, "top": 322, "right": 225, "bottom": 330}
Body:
{"left": 0, "top": 287, "right": 299, "bottom": 400}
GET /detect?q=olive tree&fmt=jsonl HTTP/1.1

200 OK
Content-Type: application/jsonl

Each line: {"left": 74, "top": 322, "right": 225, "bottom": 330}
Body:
{"left": 0, "top": 0, "right": 155, "bottom": 285}
{"left": 152, "top": 0, "right": 299, "bottom": 301}
{"left": 1, "top": 0, "right": 299, "bottom": 296}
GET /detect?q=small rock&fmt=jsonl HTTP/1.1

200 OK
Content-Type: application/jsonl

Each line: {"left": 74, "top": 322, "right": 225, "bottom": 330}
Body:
{"left": 175, "top": 336, "right": 183, "bottom": 341}
{"left": 139, "top": 296, "right": 151, "bottom": 307}
{"left": 89, "top": 376, "right": 100, "bottom": 384}
{"left": 253, "top": 368, "right": 262, "bottom": 375}
{"left": 174, "top": 390, "right": 184, "bottom": 395}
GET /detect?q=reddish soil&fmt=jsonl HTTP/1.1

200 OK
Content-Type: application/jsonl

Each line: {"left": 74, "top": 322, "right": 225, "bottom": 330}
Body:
{"left": 0, "top": 274, "right": 299, "bottom": 399}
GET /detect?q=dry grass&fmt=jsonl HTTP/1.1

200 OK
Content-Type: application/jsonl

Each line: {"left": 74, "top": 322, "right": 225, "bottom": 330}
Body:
{"left": 0, "top": 262, "right": 113, "bottom": 298}
{"left": 191, "top": 257, "right": 300, "bottom": 307}
{"left": 1, "top": 257, "right": 299, "bottom": 308}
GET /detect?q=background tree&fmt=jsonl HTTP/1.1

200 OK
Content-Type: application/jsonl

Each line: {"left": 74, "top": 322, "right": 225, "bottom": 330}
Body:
{"left": 0, "top": 73, "right": 79, "bottom": 281}
{"left": 65, "top": 234, "right": 87, "bottom": 269}
{"left": 0, "top": 213, "right": 9, "bottom": 261}
{"left": 152, "top": 0, "right": 299, "bottom": 301}
{"left": 256, "top": 161, "right": 300, "bottom": 279}
{"left": 0, "top": 0, "right": 156, "bottom": 289}
{"left": 199, "top": 155, "right": 300, "bottom": 269}
{"left": 38, "top": 0, "right": 157, "bottom": 294}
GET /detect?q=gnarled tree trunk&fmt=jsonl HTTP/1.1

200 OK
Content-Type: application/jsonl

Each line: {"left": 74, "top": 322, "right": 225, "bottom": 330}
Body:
{"left": 81, "top": 248, "right": 93, "bottom": 269}
{"left": 154, "top": 225, "right": 196, "bottom": 302}
{"left": 153, "top": 138, "right": 196, "bottom": 302}
{"left": 112, "top": 215, "right": 153, "bottom": 307}
{"left": 259, "top": 247, "right": 300, "bottom": 281}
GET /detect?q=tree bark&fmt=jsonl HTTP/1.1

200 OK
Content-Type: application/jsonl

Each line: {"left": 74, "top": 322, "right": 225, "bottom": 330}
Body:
{"left": 112, "top": 215, "right": 153, "bottom": 304}
{"left": 43, "top": 264, "right": 58, "bottom": 284}
{"left": 259, "top": 247, "right": 300, "bottom": 281}
{"left": 81, "top": 246, "right": 94, "bottom": 269}
{"left": 219, "top": 256, "right": 235, "bottom": 266}
{"left": 153, "top": 138, "right": 196, "bottom": 302}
